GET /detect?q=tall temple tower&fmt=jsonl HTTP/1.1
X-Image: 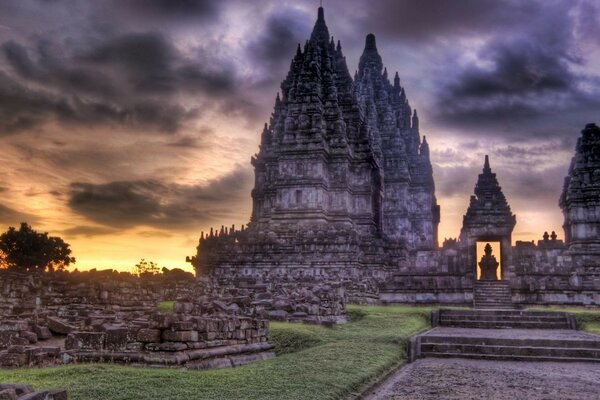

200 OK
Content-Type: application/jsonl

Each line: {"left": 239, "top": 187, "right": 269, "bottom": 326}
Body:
{"left": 354, "top": 34, "right": 439, "bottom": 249}
{"left": 251, "top": 7, "right": 439, "bottom": 249}
{"left": 250, "top": 7, "right": 383, "bottom": 236}
{"left": 560, "top": 123, "right": 600, "bottom": 254}
{"left": 194, "top": 7, "right": 441, "bottom": 277}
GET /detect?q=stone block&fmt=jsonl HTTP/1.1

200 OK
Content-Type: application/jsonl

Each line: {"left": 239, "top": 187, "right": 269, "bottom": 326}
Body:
{"left": 171, "top": 321, "right": 193, "bottom": 331}
{"left": 0, "top": 351, "right": 28, "bottom": 367}
{"left": 34, "top": 326, "right": 52, "bottom": 340}
{"left": 0, "top": 331, "right": 18, "bottom": 348}
{"left": 268, "top": 310, "right": 288, "bottom": 321}
{"left": 162, "top": 330, "right": 198, "bottom": 342}
{"left": 145, "top": 342, "right": 187, "bottom": 352}
{"left": 0, "top": 320, "right": 28, "bottom": 332}
{"left": 47, "top": 317, "right": 75, "bottom": 335}
{"left": 0, "top": 389, "right": 18, "bottom": 400}
{"left": 65, "top": 332, "right": 105, "bottom": 351}
{"left": 20, "top": 331, "right": 38, "bottom": 344}
{"left": 104, "top": 327, "right": 128, "bottom": 351}
{"left": 136, "top": 328, "right": 161, "bottom": 343}
{"left": 48, "top": 389, "right": 68, "bottom": 400}
{"left": 0, "top": 384, "right": 33, "bottom": 396}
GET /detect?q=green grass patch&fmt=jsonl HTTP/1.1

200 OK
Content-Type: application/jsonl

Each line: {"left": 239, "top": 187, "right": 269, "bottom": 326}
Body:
{"left": 0, "top": 305, "right": 431, "bottom": 400}
{"left": 158, "top": 301, "right": 175, "bottom": 313}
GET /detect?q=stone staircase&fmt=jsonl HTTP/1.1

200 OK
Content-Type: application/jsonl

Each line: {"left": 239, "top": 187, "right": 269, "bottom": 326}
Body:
{"left": 473, "top": 280, "right": 513, "bottom": 309}
{"left": 434, "top": 309, "right": 576, "bottom": 330}
{"left": 408, "top": 309, "right": 600, "bottom": 363}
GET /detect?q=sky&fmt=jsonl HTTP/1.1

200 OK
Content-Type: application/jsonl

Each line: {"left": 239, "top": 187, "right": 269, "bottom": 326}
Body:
{"left": 0, "top": 0, "right": 599, "bottom": 272}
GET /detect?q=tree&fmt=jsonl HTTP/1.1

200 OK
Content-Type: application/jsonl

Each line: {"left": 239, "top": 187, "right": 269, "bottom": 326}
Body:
{"left": 0, "top": 222, "right": 75, "bottom": 272}
{"left": 134, "top": 259, "right": 160, "bottom": 277}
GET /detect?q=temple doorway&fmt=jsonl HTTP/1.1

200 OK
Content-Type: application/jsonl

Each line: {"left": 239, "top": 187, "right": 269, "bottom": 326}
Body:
{"left": 476, "top": 241, "right": 501, "bottom": 280}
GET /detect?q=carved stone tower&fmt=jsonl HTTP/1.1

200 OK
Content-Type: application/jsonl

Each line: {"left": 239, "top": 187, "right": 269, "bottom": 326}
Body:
{"left": 460, "top": 155, "right": 516, "bottom": 281}
{"left": 560, "top": 123, "right": 600, "bottom": 254}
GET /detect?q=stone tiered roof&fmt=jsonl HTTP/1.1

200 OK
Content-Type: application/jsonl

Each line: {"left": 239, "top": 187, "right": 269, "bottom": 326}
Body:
{"left": 462, "top": 155, "right": 516, "bottom": 230}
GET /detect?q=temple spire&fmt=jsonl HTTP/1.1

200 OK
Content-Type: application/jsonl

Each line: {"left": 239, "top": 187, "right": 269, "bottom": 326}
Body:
{"left": 412, "top": 109, "right": 419, "bottom": 130}
{"left": 310, "top": 6, "right": 330, "bottom": 45}
{"left": 365, "top": 33, "right": 377, "bottom": 51}
{"left": 483, "top": 155, "right": 491, "bottom": 173}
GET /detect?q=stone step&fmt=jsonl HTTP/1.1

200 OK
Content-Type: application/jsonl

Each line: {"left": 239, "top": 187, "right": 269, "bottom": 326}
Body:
{"left": 436, "top": 309, "right": 574, "bottom": 329}
{"left": 438, "top": 321, "right": 570, "bottom": 329}
{"left": 440, "top": 309, "right": 568, "bottom": 317}
{"left": 419, "top": 352, "right": 600, "bottom": 363}
{"left": 421, "top": 343, "right": 600, "bottom": 359}
{"left": 440, "top": 315, "right": 569, "bottom": 322}
{"left": 421, "top": 336, "right": 600, "bottom": 349}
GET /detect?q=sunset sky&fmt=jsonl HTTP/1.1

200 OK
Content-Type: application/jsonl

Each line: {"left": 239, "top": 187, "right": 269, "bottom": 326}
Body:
{"left": 0, "top": 0, "right": 599, "bottom": 272}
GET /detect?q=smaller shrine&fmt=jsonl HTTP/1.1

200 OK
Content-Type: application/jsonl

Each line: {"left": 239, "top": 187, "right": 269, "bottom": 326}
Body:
{"left": 478, "top": 243, "right": 500, "bottom": 281}
{"left": 459, "top": 155, "right": 516, "bottom": 281}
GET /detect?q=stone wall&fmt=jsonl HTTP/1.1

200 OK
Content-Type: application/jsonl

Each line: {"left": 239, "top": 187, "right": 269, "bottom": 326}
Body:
{"left": 511, "top": 240, "right": 600, "bottom": 306}
{"left": 0, "top": 271, "right": 274, "bottom": 370}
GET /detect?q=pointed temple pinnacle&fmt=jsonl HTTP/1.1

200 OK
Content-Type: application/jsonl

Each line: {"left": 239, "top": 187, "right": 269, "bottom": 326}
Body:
{"left": 365, "top": 33, "right": 377, "bottom": 51}
{"left": 483, "top": 155, "right": 491, "bottom": 173}
{"left": 310, "top": 6, "right": 330, "bottom": 45}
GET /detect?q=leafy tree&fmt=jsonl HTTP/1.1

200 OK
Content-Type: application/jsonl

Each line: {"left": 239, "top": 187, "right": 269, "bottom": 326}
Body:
{"left": 134, "top": 259, "right": 160, "bottom": 277}
{"left": 0, "top": 222, "right": 75, "bottom": 272}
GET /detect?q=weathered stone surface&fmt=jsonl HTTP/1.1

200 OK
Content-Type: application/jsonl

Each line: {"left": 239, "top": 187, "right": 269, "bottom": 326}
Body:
{"left": 65, "top": 332, "right": 105, "bottom": 351}
{"left": 47, "top": 317, "right": 76, "bottom": 335}
{"left": 104, "top": 327, "right": 128, "bottom": 351}
{"left": 0, "top": 389, "right": 18, "bottom": 400}
{"left": 136, "top": 328, "right": 161, "bottom": 343}
{"left": 162, "top": 330, "right": 198, "bottom": 342}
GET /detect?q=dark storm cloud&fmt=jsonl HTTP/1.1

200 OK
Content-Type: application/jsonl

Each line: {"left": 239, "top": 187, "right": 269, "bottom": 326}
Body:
{"left": 116, "top": 0, "right": 222, "bottom": 21}
{"left": 0, "top": 70, "right": 196, "bottom": 134}
{"left": 247, "top": 8, "right": 311, "bottom": 71}
{"left": 0, "top": 30, "right": 245, "bottom": 134}
{"left": 350, "top": 0, "right": 534, "bottom": 41}
{"left": 67, "top": 166, "right": 253, "bottom": 230}
{"left": 0, "top": 4, "right": 247, "bottom": 136}
{"left": 429, "top": 0, "right": 600, "bottom": 137}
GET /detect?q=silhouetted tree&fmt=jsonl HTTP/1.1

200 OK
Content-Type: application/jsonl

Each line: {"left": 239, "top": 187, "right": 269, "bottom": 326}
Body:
{"left": 161, "top": 267, "right": 195, "bottom": 281}
{"left": 0, "top": 223, "right": 75, "bottom": 272}
{"left": 134, "top": 259, "right": 160, "bottom": 277}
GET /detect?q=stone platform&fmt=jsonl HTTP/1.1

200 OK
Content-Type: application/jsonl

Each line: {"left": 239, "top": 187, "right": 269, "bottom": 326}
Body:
{"left": 409, "top": 309, "right": 600, "bottom": 363}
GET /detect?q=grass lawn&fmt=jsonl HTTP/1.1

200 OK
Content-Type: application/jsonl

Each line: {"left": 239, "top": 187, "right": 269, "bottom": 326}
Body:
{"left": 0, "top": 305, "right": 431, "bottom": 400}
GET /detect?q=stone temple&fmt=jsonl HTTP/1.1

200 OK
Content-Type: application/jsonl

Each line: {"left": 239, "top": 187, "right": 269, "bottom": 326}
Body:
{"left": 191, "top": 7, "right": 600, "bottom": 308}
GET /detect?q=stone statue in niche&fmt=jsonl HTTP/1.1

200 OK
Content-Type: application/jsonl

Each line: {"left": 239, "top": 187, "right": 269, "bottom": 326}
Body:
{"left": 479, "top": 243, "right": 499, "bottom": 280}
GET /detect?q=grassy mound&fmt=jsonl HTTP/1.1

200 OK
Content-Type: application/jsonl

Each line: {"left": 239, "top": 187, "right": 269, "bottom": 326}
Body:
{"left": 0, "top": 305, "right": 431, "bottom": 400}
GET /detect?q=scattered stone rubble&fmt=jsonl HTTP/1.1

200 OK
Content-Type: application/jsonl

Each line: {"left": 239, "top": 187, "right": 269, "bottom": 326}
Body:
{"left": 176, "top": 275, "right": 347, "bottom": 325}
{"left": 0, "top": 271, "right": 273, "bottom": 370}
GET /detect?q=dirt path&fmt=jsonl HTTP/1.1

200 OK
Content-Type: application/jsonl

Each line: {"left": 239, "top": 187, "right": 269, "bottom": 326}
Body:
{"left": 363, "top": 358, "right": 600, "bottom": 400}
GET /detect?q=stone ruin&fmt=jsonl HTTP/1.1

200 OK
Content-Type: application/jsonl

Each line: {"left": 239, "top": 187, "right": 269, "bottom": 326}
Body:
{"left": 184, "top": 7, "right": 600, "bottom": 310}
{"left": 0, "top": 270, "right": 273, "bottom": 370}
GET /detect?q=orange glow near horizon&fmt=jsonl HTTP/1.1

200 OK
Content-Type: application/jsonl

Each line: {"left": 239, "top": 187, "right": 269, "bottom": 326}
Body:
{"left": 475, "top": 241, "right": 502, "bottom": 280}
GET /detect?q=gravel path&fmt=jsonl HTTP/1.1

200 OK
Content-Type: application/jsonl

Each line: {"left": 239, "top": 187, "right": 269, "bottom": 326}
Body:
{"left": 363, "top": 358, "right": 600, "bottom": 400}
